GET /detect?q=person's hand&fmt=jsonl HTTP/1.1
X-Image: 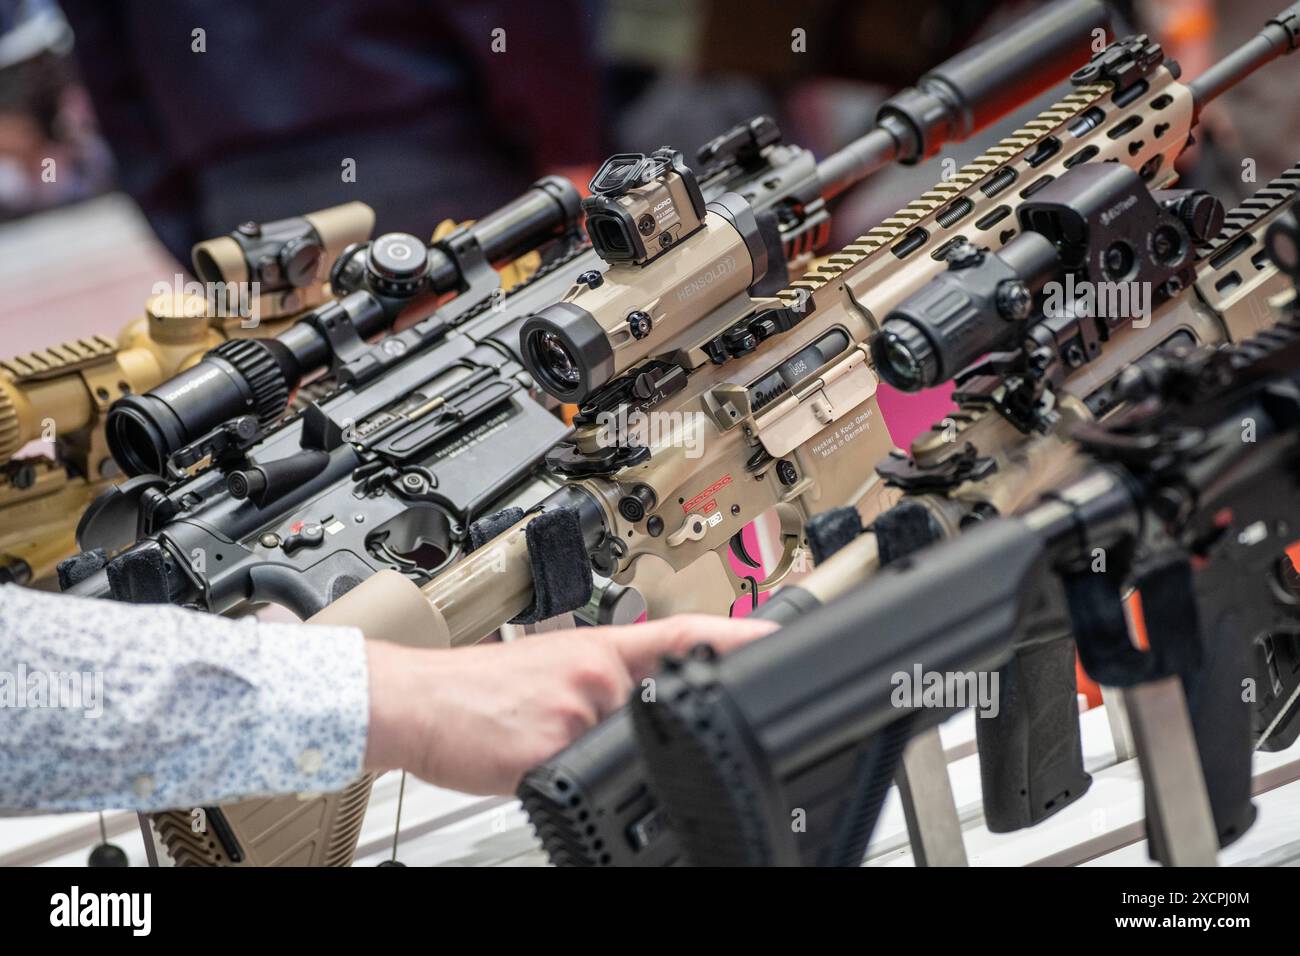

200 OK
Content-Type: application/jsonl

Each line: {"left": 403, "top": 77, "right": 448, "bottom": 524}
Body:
{"left": 362, "top": 615, "right": 776, "bottom": 795}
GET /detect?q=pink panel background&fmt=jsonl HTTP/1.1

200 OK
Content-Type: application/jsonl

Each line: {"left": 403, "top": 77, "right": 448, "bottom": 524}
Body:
{"left": 729, "top": 382, "right": 955, "bottom": 616}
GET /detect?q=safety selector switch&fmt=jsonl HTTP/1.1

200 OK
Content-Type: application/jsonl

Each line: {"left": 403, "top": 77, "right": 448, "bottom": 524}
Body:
{"left": 282, "top": 522, "right": 325, "bottom": 555}
{"left": 667, "top": 514, "right": 710, "bottom": 547}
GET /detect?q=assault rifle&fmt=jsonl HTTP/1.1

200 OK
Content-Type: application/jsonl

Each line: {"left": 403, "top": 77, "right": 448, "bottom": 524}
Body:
{"left": 65, "top": 0, "right": 1105, "bottom": 618}
{"left": 629, "top": 245, "right": 1300, "bottom": 864}
{"left": 60, "top": 0, "right": 1109, "bottom": 867}
{"left": 517, "top": 8, "right": 1300, "bottom": 865}
{"left": 68, "top": 176, "right": 587, "bottom": 610}
{"left": 754, "top": 165, "right": 1300, "bottom": 853}
{"left": 520, "top": 161, "right": 1300, "bottom": 868}
{"left": 0, "top": 202, "right": 374, "bottom": 586}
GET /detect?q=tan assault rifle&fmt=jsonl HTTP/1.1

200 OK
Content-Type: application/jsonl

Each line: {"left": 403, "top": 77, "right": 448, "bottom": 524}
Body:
{"left": 185, "top": 8, "right": 1300, "bottom": 869}
{"left": 425, "top": 35, "right": 1207, "bottom": 638}
{"left": 510, "top": 10, "right": 1300, "bottom": 865}
{"left": 150, "top": 0, "right": 1116, "bottom": 866}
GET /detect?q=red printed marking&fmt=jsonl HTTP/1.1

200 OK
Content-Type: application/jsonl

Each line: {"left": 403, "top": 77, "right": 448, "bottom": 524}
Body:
{"left": 682, "top": 475, "right": 732, "bottom": 514}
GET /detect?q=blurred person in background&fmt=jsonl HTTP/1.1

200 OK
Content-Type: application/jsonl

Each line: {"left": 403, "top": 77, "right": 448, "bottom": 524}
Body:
{"left": 0, "top": 0, "right": 110, "bottom": 218}
{"left": 50, "top": 0, "right": 1034, "bottom": 262}
{"left": 3, "top": 2, "right": 1291, "bottom": 255}
{"left": 56, "top": 0, "right": 605, "bottom": 263}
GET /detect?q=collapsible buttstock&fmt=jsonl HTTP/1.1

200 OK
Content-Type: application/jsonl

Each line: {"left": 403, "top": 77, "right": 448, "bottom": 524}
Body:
{"left": 151, "top": 775, "right": 374, "bottom": 867}
{"left": 519, "top": 711, "right": 681, "bottom": 867}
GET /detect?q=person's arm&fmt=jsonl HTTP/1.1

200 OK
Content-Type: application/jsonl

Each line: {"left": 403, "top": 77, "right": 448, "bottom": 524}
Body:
{"left": 0, "top": 584, "right": 368, "bottom": 812}
{"left": 0, "top": 585, "right": 775, "bottom": 811}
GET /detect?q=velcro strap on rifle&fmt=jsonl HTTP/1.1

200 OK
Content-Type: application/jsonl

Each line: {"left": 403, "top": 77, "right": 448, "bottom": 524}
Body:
{"left": 1064, "top": 563, "right": 1150, "bottom": 686}
{"left": 869, "top": 500, "right": 946, "bottom": 567}
{"left": 805, "top": 506, "right": 864, "bottom": 565}
{"left": 106, "top": 547, "right": 173, "bottom": 604}
{"left": 56, "top": 549, "right": 107, "bottom": 591}
{"left": 511, "top": 507, "right": 593, "bottom": 625}
{"left": 1131, "top": 555, "right": 1203, "bottom": 681}
{"left": 467, "top": 507, "right": 525, "bottom": 552}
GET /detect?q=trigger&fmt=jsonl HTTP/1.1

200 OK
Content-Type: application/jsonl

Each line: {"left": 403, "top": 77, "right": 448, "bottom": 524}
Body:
{"left": 730, "top": 530, "right": 762, "bottom": 569}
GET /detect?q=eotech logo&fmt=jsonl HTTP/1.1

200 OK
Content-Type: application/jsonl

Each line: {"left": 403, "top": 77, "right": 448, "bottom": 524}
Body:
{"left": 1099, "top": 192, "right": 1138, "bottom": 226}
{"left": 50, "top": 886, "right": 151, "bottom": 936}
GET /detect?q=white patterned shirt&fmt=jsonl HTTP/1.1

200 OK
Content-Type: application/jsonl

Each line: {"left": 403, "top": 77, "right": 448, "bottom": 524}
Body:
{"left": 0, "top": 584, "right": 368, "bottom": 812}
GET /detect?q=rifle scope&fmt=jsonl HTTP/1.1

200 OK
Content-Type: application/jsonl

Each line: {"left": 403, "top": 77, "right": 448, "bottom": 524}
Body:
{"left": 519, "top": 0, "right": 1108, "bottom": 405}
{"left": 191, "top": 202, "right": 375, "bottom": 321}
{"left": 106, "top": 176, "right": 582, "bottom": 477}
{"left": 521, "top": 151, "right": 764, "bottom": 403}
{"left": 871, "top": 1, "right": 1300, "bottom": 394}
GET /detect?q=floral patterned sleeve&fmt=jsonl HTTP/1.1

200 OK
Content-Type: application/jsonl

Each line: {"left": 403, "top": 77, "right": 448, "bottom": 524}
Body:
{"left": 0, "top": 584, "right": 369, "bottom": 812}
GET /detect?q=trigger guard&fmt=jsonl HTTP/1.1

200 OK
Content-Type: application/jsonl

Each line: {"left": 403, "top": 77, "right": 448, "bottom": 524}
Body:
{"left": 751, "top": 505, "right": 805, "bottom": 593}
{"left": 753, "top": 531, "right": 801, "bottom": 592}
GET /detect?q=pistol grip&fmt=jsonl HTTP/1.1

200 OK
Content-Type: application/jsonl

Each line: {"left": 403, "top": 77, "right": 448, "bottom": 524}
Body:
{"left": 976, "top": 635, "right": 1092, "bottom": 832}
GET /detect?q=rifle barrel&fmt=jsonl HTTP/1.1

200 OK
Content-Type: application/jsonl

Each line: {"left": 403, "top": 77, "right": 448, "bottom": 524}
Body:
{"left": 1188, "top": 3, "right": 1300, "bottom": 115}
{"left": 817, "top": 0, "right": 1109, "bottom": 201}
{"left": 815, "top": 128, "right": 899, "bottom": 203}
